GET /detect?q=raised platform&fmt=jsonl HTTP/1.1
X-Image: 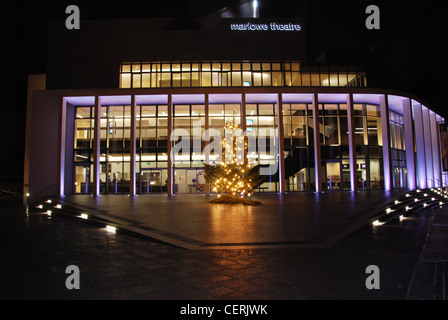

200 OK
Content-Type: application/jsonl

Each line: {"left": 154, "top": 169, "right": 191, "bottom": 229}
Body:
{"left": 30, "top": 190, "right": 425, "bottom": 250}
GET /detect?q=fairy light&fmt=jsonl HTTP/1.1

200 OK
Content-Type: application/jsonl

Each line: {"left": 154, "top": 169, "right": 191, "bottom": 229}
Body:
{"left": 205, "top": 118, "right": 259, "bottom": 199}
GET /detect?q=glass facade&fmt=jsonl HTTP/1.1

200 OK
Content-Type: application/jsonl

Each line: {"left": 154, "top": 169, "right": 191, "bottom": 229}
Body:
{"left": 68, "top": 92, "right": 444, "bottom": 196}
{"left": 119, "top": 61, "right": 367, "bottom": 89}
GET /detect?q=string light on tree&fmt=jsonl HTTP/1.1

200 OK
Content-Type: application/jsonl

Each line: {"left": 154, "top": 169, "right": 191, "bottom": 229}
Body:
{"left": 204, "top": 118, "right": 262, "bottom": 205}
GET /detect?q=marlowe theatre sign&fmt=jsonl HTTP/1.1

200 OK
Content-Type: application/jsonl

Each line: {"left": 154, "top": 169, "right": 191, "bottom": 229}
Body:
{"left": 230, "top": 21, "right": 302, "bottom": 31}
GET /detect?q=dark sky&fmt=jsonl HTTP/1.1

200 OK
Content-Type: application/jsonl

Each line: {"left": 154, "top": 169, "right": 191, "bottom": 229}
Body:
{"left": 2, "top": 0, "right": 448, "bottom": 181}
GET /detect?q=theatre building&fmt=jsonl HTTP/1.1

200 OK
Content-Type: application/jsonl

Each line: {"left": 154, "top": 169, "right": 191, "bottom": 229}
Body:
{"left": 24, "top": 17, "right": 447, "bottom": 202}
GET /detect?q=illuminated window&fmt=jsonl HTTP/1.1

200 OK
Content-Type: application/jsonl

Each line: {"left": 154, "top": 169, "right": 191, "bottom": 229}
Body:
{"left": 119, "top": 61, "right": 366, "bottom": 89}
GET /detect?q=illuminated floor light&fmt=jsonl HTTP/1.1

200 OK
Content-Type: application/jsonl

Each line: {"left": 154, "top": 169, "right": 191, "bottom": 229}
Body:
{"left": 46, "top": 210, "right": 52, "bottom": 215}
{"left": 80, "top": 213, "right": 88, "bottom": 219}
{"left": 423, "top": 203, "right": 428, "bottom": 207}
{"left": 431, "top": 197, "right": 435, "bottom": 201}
{"left": 36, "top": 204, "right": 43, "bottom": 209}
{"left": 45, "top": 199, "right": 52, "bottom": 204}
{"left": 394, "top": 200, "right": 401, "bottom": 204}
{"left": 386, "top": 208, "right": 394, "bottom": 214}
{"left": 440, "top": 202, "right": 444, "bottom": 205}
{"left": 406, "top": 194, "right": 410, "bottom": 197}
{"left": 106, "top": 225, "right": 116, "bottom": 233}
{"left": 414, "top": 198, "right": 419, "bottom": 202}
{"left": 424, "top": 193, "right": 428, "bottom": 197}
{"left": 399, "top": 215, "right": 405, "bottom": 221}
{"left": 406, "top": 206, "right": 412, "bottom": 211}
{"left": 417, "top": 190, "right": 421, "bottom": 193}
{"left": 372, "top": 220, "right": 384, "bottom": 226}
{"left": 55, "top": 204, "right": 62, "bottom": 209}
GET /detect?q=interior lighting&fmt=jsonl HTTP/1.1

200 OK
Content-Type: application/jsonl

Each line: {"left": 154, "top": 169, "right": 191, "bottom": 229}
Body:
{"left": 405, "top": 206, "right": 412, "bottom": 211}
{"left": 45, "top": 199, "right": 52, "bottom": 203}
{"left": 372, "top": 220, "right": 384, "bottom": 226}
{"left": 80, "top": 213, "right": 88, "bottom": 219}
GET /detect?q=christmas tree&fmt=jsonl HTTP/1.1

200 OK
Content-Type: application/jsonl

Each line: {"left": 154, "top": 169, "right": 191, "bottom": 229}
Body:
{"left": 204, "top": 119, "right": 262, "bottom": 205}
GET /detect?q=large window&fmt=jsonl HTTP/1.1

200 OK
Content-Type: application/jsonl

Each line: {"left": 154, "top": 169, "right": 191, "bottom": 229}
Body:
{"left": 99, "top": 105, "right": 131, "bottom": 194}
{"left": 282, "top": 103, "right": 313, "bottom": 191}
{"left": 119, "top": 61, "right": 366, "bottom": 89}
{"left": 390, "top": 111, "right": 407, "bottom": 188}
{"left": 173, "top": 104, "right": 206, "bottom": 193}
{"left": 137, "top": 105, "right": 168, "bottom": 194}
{"left": 73, "top": 107, "right": 94, "bottom": 194}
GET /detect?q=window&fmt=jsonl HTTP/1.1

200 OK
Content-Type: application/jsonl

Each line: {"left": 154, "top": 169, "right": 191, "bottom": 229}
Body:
{"left": 119, "top": 61, "right": 366, "bottom": 89}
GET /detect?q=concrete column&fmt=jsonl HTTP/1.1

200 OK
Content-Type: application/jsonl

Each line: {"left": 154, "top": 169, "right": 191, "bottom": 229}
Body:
{"left": 93, "top": 96, "right": 101, "bottom": 196}
{"left": 130, "top": 95, "right": 136, "bottom": 196}
{"left": 312, "top": 93, "right": 322, "bottom": 192}
{"left": 402, "top": 98, "right": 416, "bottom": 190}
{"left": 167, "top": 94, "right": 173, "bottom": 196}
{"left": 422, "top": 107, "right": 434, "bottom": 188}
{"left": 204, "top": 94, "right": 210, "bottom": 195}
{"left": 277, "top": 93, "right": 286, "bottom": 194}
{"left": 413, "top": 102, "right": 426, "bottom": 189}
{"left": 346, "top": 93, "right": 357, "bottom": 192}
{"left": 380, "top": 95, "right": 392, "bottom": 191}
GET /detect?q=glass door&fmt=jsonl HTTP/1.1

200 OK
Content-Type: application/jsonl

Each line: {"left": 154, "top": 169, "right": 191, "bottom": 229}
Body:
{"left": 74, "top": 164, "right": 91, "bottom": 194}
{"left": 140, "top": 169, "right": 162, "bottom": 194}
{"left": 326, "top": 161, "right": 341, "bottom": 190}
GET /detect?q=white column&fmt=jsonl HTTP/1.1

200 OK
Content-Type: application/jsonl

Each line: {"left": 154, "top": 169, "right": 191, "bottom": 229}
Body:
{"left": 277, "top": 93, "right": 286, "bottom": 194}
{"left": 93, "top": 96, "right": 101, "bottom": 196}
{"left": 402, "top": 98, "right": 416, "bottom": 190}
{"left": 422, "top": 107, "right": 434, "bottom": 188}
{"left": 380, "top": 95, "right": 392, "bottom": 191}
{"left": 167, "top": 94, "right": 174, "bottom": 196}
{"left": 430, "top": 111, "right": 441, "bottom": 188}
{"left": 312, "top": 93, "right": 322, "bottom": 192}
{"left": 204, "top": 94, "right": 210, "bottom": 195}
{"left": 346, "top": 93, "right": 357, "bottom": 192}
{"left": 413, "top": 102, "right": 426, "bottom": 189}
{"left": 130, "top": 95, "right": 136, "bottom": 196}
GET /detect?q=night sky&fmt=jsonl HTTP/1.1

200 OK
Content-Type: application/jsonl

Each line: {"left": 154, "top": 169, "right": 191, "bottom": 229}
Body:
{"left": 2, "top": 0, "right": 447, "bottom": 185}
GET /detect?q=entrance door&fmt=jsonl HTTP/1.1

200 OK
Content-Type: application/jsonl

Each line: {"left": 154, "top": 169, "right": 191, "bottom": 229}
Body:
{"left": 326, "top": 161, "right": 341, "bottom": 190}
{"left": 140, "top": 169, "right": 162, "bottom": 194}
{"left": 74, "top": 164, "right": 91, "bottom": 194}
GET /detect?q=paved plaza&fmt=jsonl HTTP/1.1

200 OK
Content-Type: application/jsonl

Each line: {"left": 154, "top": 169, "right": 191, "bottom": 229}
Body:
{"left": 0, "top": 190, "right": 446, "bottom": 303}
